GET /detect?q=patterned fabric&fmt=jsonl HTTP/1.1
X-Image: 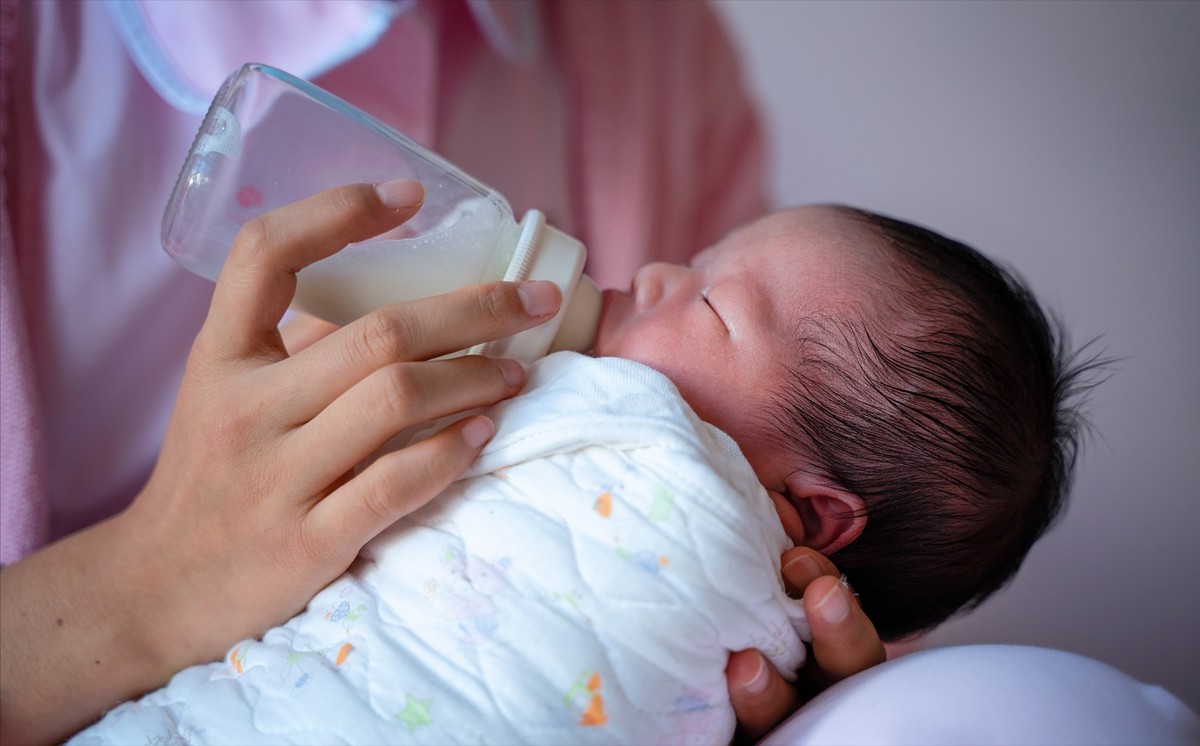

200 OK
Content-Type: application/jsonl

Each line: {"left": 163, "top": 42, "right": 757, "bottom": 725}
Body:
{"left": 70, "top": 354, "right": 806, "bottom": 745}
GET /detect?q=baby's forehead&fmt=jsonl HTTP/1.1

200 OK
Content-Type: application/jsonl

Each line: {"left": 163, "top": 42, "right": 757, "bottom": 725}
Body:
{"left": 767, "top": 205, "right": 892, "bottom": 257}
{"left": 748, "top": 208, "right": 932, "bottom": 362}
{"left": 745, "top": 207, "right": 900, "bottom": 305}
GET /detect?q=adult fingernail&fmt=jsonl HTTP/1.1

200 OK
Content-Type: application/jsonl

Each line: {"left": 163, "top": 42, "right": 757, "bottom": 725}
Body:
{"left": 782, "top": 553, "right": 822, "bottom": 586}
{"left": 517, "top": 281, "right": 561, "bottom": 317}
{"left": 815, "top": 582, "right": 851, "bottom": 625}
{"left": 374, "top": 179, "right": 424, "bottom": 209}
{"left": 498, "top": 358, "right": 525, "bottom": 388}
{"left": 462, "top": 416, "right": 495, "bottom": 449}
{"left": 742, "top": 653, "right": 769, "bottom": 695}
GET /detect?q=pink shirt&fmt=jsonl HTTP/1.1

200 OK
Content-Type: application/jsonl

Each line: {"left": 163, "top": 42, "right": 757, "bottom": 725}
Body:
{"left": 0, "top": 0, "right": 767, "bottom": 563}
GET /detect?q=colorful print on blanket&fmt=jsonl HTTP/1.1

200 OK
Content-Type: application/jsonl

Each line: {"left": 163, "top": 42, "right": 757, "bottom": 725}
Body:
{"left": 69, "top": 354, "right": 807, "bottom": 745}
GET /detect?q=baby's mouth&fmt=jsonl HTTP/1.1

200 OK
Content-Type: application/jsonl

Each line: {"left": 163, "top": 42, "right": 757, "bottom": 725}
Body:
{"left": 592, "top": 288, "right": 630, "bottom": 356}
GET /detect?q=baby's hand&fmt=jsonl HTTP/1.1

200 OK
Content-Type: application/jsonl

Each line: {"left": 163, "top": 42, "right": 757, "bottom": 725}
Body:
{"left": 726, "top": 546, "right": 886, "bottom": 742}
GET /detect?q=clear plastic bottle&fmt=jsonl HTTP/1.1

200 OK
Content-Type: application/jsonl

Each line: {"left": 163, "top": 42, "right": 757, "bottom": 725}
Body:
{"left": 163, "top": 64, "right": 599, "bottom": 363}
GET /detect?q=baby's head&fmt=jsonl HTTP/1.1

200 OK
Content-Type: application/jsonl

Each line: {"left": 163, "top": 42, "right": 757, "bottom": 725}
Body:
{"left": 594, "top": 206, "right": 1093, "bottom": 640}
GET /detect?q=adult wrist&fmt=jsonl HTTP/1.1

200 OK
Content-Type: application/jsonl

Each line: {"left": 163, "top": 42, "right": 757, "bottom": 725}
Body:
{"left": 0, "top": 513, "right": 186, "bottom": 743}
{"left": 109, "top": 499, "right": 219, "bottom": 680}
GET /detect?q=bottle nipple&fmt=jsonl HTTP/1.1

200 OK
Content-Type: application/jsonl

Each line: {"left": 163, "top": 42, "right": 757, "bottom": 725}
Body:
{"left": 550, "top": 275, "right": 601, "bottom": 354}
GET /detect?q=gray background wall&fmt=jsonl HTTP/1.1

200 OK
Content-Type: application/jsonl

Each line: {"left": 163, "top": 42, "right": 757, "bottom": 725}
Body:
{"left": 714, "top": 0, "right": 1199, "bottom": 710}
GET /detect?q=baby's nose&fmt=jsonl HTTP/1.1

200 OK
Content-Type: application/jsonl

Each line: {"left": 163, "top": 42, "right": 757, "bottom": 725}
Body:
{"left": 634, "top": 262, "right": 695, "bottom": 308}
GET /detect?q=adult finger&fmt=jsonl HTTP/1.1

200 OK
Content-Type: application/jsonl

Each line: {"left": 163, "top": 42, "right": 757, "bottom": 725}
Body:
{"left": 278, "top": 280, "right": 560, "bottom": 421}
{"left": 782, "top": 545, "right": 885, "bottom": 691}
{"left": 286, "top": 356, "right": 524, "bottom": 489}
{"left": 280, "top": 312, "right": 340, "bottom": 355}
{"left": 727, "top": 649, "right": 800, "bottom": 744}
{"left": 804, "top": 575, "right": 887, "bottom": 686}
{"left": 779, "top": 545, "right": 841, "bottom": 596}
{"left": 305, "top": 415, "right": 496, "bottom": 555}
{"left": 203, "top": 180, "right": 425, "bottom": 362}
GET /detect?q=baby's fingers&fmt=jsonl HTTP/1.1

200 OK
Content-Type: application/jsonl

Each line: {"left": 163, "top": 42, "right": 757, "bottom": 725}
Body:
{"left": 306, "top": 416, "right": 495, "bottom": 558}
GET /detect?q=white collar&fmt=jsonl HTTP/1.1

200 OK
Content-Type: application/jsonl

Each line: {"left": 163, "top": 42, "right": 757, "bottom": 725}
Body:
{"left": 104, "top": 0, "right": 542, "bottom": 114}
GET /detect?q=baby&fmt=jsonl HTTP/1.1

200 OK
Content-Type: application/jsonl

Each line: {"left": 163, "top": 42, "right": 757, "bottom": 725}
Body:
{"left": 72, "top": 206, "right": 1086, "bottom": 744}
{"left": 594, "top": 204, "right": 1087, "bottom": 641}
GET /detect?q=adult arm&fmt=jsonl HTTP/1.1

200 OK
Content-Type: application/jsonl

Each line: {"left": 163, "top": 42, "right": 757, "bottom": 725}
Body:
{"left": 0, "top": 182, "right": 562, "bottom": 745}
{"left": 727, "top": 546, "right": 887, "bottom": 742}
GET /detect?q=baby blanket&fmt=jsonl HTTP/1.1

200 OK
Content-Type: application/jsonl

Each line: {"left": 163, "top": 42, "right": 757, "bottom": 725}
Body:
{"left": 71, "top": 353, "right": 807, "bottom": 745}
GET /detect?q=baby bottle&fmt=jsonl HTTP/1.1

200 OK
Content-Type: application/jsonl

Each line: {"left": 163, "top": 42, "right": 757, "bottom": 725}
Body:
{"left": 163, "top": 63, "right": 599, "bottom": 363}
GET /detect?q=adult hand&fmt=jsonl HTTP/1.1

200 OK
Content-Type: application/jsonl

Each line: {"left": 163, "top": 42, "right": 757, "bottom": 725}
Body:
{"left": 0, "top": 181, "right": 563, "bottom": 745}
{"left": 136, "top": 180, "right": 565, "bottom": 662}
{"left": 726, "top": 546, "right": 887, "bottom": 742}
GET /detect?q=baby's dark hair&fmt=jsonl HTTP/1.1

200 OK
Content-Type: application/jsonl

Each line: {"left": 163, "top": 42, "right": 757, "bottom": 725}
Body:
{"left": 770, "top": 207, "right": 1101, "bottom": 641}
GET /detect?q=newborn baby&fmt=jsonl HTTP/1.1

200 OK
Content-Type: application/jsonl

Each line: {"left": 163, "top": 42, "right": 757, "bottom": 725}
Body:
{"left": 73, "top": 205, "right": 1085, "bottom": 744}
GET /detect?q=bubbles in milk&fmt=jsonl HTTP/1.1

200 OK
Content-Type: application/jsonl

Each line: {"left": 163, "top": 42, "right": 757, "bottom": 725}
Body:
{"left": 293, "top": 196, "right": 507, "bottom": 324}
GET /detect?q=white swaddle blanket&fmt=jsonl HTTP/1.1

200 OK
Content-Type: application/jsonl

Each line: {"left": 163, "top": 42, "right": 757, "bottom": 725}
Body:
{"left": 72, "top": 353, "right": 807, "bottom": 745}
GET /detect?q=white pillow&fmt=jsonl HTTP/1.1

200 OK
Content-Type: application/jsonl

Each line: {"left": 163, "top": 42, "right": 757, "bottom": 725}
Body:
{"left": 763, "top": 645, "right": 1198, "bottom": 745}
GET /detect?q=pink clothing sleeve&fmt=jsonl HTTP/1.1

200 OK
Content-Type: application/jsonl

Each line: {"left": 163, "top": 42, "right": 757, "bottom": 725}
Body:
{"left": 0, "top": 222, "right": 48, "bottom": 566}
{"left": 1, "top": 0, "right": 50, "bottom": 564}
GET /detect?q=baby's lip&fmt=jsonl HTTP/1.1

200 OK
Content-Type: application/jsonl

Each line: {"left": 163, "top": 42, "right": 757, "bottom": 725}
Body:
{"left": 599, "top": 287, "right": 616, "bottom": 319}
{"left": 595, "top": 287, "right": 614, "bottom": 324}
{"left": 595, "top": 288, "right": 632, "bottom": 349}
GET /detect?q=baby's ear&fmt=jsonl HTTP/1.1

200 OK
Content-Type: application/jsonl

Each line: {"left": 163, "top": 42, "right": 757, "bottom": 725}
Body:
{"left": 778, "top": 471, "right": 866, "bottom": 555}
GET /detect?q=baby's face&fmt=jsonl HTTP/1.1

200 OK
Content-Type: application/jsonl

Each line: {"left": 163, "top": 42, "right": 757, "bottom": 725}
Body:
{"left": 593, "top": 206, "right": 886, "bottom": 523}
